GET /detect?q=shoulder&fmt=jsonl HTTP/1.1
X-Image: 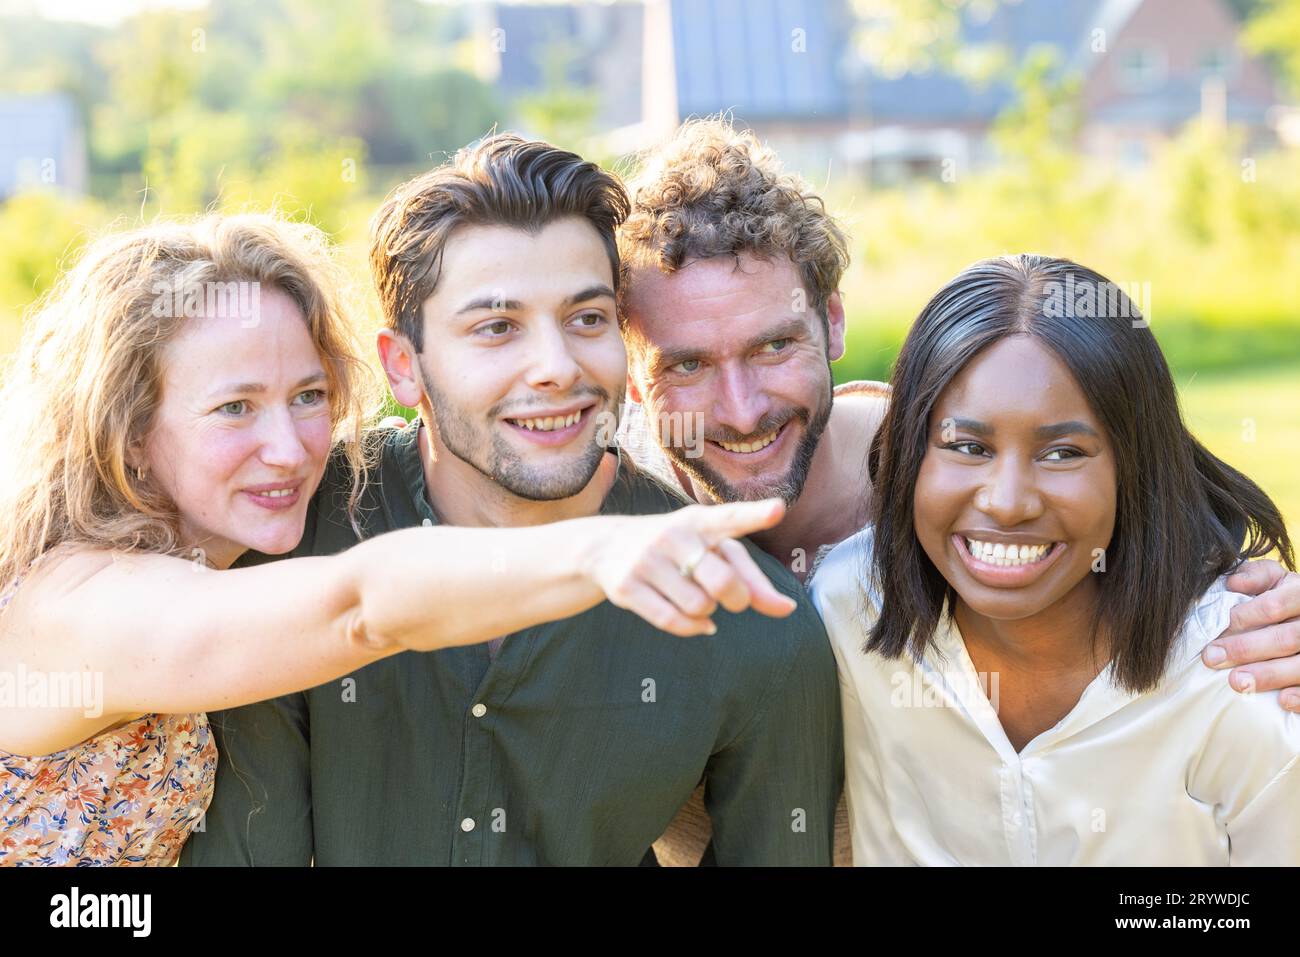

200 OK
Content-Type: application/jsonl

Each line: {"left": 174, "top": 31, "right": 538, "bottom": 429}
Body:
{"left": 608, "top": 456, "right": 694, "bottom": 516}
{"left": 295, "top": 420, "right": 417, "bottom": 556}
{"left": 1163, "top": 576, "right": 1254, "bottom": 679}
{"left": 700, "top": 540, "right": 833, "bottom": 691}
{"left": 832, "top": 381, "right": 890, "bottom": 437}
{"left": 833, "top": 380, "right": 891, "bottom": 402}
{"left": 1164, "top": 578, "right": 1300, "bottom": 779}
{"left": 809, "top": 526, "right": 877, "bottom": 626}
{"left": 8, "top": 546, "right": 182, "bottom": 610}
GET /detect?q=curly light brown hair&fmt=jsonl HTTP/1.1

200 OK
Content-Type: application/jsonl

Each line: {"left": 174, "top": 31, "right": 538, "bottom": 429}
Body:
{"left": 618, "top": 118, "right": 851, "bottom": 323}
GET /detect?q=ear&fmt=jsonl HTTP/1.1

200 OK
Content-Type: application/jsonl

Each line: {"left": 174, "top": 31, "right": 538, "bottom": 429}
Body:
{"left": 626, "top": 367, "right": 644, "bottom": 405}
{"left": 621, "top": 320, "right": 647, "bottom": 405}
{"left": 825, "top": 291, "right": 847, "bottom": 362}
{"left": 123, "top": 436, "right": 147, "bottom": 473}
{"left": 376, "top": 329, "right": 426, "bottom": 410}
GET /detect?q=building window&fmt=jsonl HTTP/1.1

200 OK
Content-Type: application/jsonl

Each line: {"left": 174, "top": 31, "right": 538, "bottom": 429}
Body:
{"left": 1119, "top": 47, "right": 1166, "bottom": 91}
{"left": 1198, "top": 48, "right": 1234, "bottom": 79}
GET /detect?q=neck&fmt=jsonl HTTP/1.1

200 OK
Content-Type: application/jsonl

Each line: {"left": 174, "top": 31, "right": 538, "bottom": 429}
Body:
{"left": 954, "top": 577, "right": 1106, "bottom": 676}
{"left": 178, "top": 528, "right": 243, "bottom": 571}
{"left": 420, "top": 421, "right": 618, "bottom": 528}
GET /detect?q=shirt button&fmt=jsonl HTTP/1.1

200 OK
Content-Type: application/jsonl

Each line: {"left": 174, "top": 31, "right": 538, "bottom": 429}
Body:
{"left": 1012, "top": 813, "right": 1023, "bottom": 826}
{"left": 460, "top": 817, "right": 475, "bottom": 832}
{"left": 471, "top": 703, "right": 487, "bottom": 718}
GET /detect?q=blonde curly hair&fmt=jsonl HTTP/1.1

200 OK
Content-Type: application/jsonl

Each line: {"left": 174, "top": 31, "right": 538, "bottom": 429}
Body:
{"left": 0, "top": 213, "right": 381, "bottom": 588}
{"left": 618, "top": 117, "right": 851, "bottom": 322}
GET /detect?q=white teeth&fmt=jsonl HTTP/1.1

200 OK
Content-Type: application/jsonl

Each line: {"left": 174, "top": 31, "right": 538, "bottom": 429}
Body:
{"left": 511, "top": 411, "right": 582, "bottom": 432}
{"left": 257, "top": 488, "right": 294, "bottom": 498}
{"left": 719, "top": 429, "right": 779, "bottom": 454}
{"left": 964, "top": 538, "right": 1054, "bottom": 566}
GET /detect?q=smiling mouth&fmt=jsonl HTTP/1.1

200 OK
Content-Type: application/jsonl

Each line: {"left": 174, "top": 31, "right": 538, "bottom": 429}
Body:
{"left": 505, "top": 409, "right": 588, "bottom": 432}
{"left": 713, "top": 422, "right": 786, "bottom": 455}
{"left": 962, "top": 536, "right": 1060, "bottom": 567}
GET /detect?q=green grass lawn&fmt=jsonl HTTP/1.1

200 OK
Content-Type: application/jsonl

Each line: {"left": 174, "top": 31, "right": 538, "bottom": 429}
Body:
{"left": 1179, "top": 363, "right": 1300, "bottom": 543}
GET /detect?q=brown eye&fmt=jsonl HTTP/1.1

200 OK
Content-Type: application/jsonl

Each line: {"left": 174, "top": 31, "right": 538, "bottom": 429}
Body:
{"left": 1043, "top": 447, "right": 1083, "bottom": 461}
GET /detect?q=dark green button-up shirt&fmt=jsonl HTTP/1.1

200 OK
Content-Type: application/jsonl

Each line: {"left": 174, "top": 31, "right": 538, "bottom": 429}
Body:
{"left": 181, "top": 420, "right": 842, "bottom": 866}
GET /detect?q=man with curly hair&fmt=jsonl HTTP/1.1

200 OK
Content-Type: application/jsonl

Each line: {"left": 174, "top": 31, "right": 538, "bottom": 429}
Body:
{"left": 618, "top": 118, "right": 889, "bottom": 583}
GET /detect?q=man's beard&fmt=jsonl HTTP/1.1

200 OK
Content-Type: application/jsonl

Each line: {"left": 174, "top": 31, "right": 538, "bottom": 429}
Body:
{"left": 417, "top": 361, "right": 620, "bottom": 502}
{"left": 663, "top": 382, "right": 832, "bottom": 506}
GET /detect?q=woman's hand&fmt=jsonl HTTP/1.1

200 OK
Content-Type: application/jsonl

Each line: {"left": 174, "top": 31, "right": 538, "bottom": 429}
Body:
{"left": 581, "top": 498, "right": 798, "bottom": 637}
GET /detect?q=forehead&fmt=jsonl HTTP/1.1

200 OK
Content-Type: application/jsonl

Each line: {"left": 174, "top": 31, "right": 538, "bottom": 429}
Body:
{"left": 426, "top": 217, "right": 613, "bottom": 313}
{"left": 936, "top": 335, "right": 1096, "bottom": 420}
{"left": 624, "top": 253, "right": 814, "bottom": 353}
{"left": 161, "top": 286, "right": 318, "bottom": 383}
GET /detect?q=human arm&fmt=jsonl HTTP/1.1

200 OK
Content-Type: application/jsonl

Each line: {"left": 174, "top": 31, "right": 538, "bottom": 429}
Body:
{"left": 3, "top": 499, "right": 795, "bottom": 754}
{"left": 1202, "top": 560, "right": 1300, "bottom": 712}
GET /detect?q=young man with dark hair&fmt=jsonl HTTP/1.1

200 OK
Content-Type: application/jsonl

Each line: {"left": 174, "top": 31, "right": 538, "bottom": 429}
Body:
{"left": 182, "top": 134, "right": 842, "bottom": 867}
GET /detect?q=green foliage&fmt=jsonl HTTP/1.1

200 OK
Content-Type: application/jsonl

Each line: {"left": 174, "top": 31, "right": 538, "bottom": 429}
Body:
{"left": 0, "top": 190, "right": 106, "bottom": 351}
{"left": 1243, "top": 0, "right": 1300, "bottom": 93}
{"left": 1, "top": 0, "right": 503, "bottom": 219}
{"left": 834, "top": 105, "right": 1300, "bottom": 385}
{"left": 851, "top": 0, "right": 1011, "bottom": 78}
{"left": 514, "top": 43, "right": 601, "bottom": 154}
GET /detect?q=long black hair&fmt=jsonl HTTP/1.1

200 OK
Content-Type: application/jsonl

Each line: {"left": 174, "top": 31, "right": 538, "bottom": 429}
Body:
{"left": 866, "top": 254, "right": 1293, "bottom": 692}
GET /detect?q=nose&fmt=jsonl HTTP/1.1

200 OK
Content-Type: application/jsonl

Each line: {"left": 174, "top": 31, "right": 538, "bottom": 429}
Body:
{"left": 974, "top": 453, "right": 1044, "bottom": 526}
{"left": 712, "top": 362, "right": 767, "bottom": 438}
{"left": 258, "top": 405, "right": 311, "bottom": 472}
{"left": 524, "top": 321, "right": 582, "bottom": 393}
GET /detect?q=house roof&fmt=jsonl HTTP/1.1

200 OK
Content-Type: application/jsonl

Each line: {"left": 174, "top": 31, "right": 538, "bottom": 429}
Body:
{"left": 670, "top": 0, "right": 855, "bottom": 120}
{"left": 668, "top": 0, "right": 1271, "bottom": 128}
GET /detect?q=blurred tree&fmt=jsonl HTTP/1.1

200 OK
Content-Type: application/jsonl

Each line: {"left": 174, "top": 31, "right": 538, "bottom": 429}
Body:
{"left": 0, "top": 191, "right": 103, "bottom": 320}
{"left": 514, "top": 43, "right": 600, "bottom": 154}
{"left": 851, "top": 0, "right": 1011, "bottom": 79}
{"left": 1243, "top": 0, "right": 1300, "bottom": 93}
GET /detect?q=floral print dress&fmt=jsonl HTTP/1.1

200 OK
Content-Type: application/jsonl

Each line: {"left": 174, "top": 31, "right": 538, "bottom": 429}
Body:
{"left": 0, "top": 560, "right": 217, "bottom": 866}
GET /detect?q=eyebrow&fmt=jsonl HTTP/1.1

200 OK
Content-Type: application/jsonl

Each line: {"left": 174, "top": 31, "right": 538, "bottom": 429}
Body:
{"left": 454, "top": 284, "right": 615, "bottom": 316}
{"left": 653, "top": 317, "right": 809, "bottom": 371}
{"left": 942, "top": 417, "right": 1099, "bottom": 440}
{"left": 208, "top": 371, "right": 327, "bottom": 400}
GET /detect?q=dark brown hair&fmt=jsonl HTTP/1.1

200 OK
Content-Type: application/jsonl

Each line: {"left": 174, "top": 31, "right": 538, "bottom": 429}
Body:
{"left": 867, "top": 253, "right": 1293, "bottom": 693}
{"left": 619, "top": 117, "right": 850, "bottom": 323}
{"left": 369, "top": 133, "right": 631, "bottom": 351}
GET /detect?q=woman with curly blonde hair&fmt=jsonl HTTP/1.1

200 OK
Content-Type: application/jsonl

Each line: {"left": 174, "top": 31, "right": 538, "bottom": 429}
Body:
{"left": 0, "top": 212, "right": 793, "bottom": 866}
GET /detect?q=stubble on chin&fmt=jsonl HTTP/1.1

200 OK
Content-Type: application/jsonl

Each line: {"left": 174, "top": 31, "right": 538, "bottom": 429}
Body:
{"left": 420, "top": 362, "right": 621, "bottom": 502}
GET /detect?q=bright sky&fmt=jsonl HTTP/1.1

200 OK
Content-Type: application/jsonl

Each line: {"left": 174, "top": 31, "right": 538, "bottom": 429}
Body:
{"left": 2, "top": 0, "right": 600, "bottom": 23}
{"left": 1, "top": 0, "right": 208, "bottom": 25}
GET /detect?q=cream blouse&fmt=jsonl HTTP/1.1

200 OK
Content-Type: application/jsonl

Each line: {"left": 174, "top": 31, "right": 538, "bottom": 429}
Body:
{"left": 810, "top": 526, "right": 1300, "bottom": 866}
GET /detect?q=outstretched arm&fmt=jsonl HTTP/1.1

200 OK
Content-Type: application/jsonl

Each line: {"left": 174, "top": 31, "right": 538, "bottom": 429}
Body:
{"left": 2, "top": 499, "right": 795, "bottom": 755}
